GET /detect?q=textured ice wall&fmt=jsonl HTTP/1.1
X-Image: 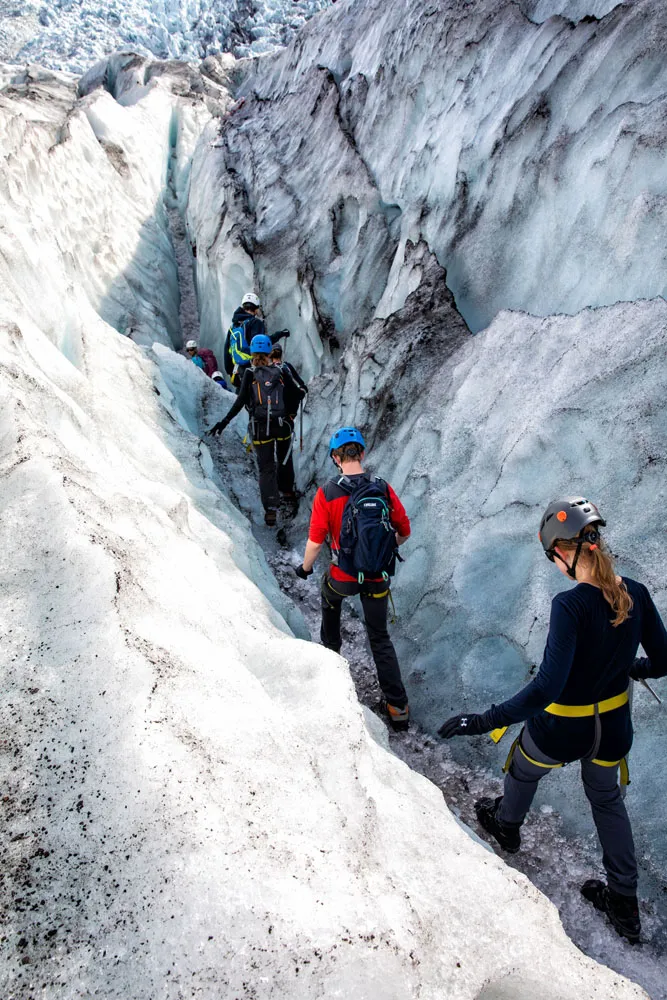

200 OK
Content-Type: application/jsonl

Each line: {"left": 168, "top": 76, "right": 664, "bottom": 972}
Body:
{"left": 0, "top": 62, "right": 647, "bottom": 1000}
{"left": 185, "top": 0, "right": 667, "bottom": 889}
{"left": 0, "top": 56, "right": 220, "bottom": 354}
{"left": 0, "top": 0, "right": 330, "bottom": 75}
{"left": 520, "top": 0, "right": 627, "bottom": 20}
{"left": 215, "top": 0, "right": 667, "bottom": 332}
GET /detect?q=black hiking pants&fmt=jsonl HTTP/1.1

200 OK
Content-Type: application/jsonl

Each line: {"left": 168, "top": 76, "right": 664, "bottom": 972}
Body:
{"left": 498, "top": 727, "right": 637, "bottom": 895}
{"left": 320, "top": 573, "right": 408, "bottom": 709}
{"left": 253, "top": 421, "right": 295, "bottom": 511}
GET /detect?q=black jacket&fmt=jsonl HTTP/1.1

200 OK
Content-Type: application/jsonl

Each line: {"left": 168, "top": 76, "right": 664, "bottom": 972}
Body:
{"left": 216, "top": 364, "right": 300, "bottom": 434}
{"left": 484, "top": 578, "right": 667, "bottom": 762}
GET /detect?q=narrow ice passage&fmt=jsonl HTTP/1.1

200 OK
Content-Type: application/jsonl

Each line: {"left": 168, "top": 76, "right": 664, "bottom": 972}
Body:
{"left": 1, "top": 7, "right": 666, "bottom": 999}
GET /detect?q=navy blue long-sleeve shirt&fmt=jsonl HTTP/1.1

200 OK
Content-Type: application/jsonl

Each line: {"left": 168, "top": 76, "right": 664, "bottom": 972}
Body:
{"left": 483, "top": 578, "right": 667, "bottom": 761}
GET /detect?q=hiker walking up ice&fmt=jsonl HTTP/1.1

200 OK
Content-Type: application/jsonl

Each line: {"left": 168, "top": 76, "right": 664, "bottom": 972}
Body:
{"left": 295, "top": 427, "right": 411, "bottom": 731}
{"left": 185, "top": 339, "right": 219, "bottom": 377}
{"left": 208, "top": 335, "right": 299, "bottom": 526}
{"left": 438, "top": 496, "right": 667, "bottom": 944}
{"left": 223, "top": 292, "right": 289, "bottom": 389}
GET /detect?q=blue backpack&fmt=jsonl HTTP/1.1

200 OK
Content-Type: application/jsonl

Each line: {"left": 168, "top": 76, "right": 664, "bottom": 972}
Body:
{"left": 229, "top": 317, "right": 252, "bottom": 367}
{"left": 337, "top": 476, "right": 398, "bottom": 582}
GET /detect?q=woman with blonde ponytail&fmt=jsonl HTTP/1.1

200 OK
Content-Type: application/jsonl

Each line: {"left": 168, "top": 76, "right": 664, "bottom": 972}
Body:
{"left": 439, "top": 496, "right": 667, "bottom": 945}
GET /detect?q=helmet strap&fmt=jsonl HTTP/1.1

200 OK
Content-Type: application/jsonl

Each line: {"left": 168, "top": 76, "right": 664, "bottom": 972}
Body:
{"left": 567, "top": 540, "right": 584, "bottom": 579}
{"left": 552, "top": 539, "right": 583, "bottom": 579}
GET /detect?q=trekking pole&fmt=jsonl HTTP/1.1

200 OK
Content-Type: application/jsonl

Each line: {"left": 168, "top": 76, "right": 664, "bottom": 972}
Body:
{"left": 299, "top": 399, "right": 304, "bottom": 453}
{"left": 639, "top": 678, "right": 663, "bottom": 705}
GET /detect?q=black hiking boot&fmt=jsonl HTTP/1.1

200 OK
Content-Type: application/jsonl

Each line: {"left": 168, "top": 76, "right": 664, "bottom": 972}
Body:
{"left": 264, "top": 509, "right": 277, "bottom": 527}
{"left": 474, "top": 796, "right": 521, "bottom": 854}
{"left": 380, "top": 700, "right": 410, "bottom": 732}
{"left": 280, "top": 491, "right": 299, "bottom": 519}
{"left": 581, "top": 879, "right": 641, "bottom": 944}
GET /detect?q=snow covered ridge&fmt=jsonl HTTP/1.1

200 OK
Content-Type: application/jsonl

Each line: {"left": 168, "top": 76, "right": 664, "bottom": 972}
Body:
{"left": 224, "top": 0, "right": 667, "bottom": 333}
{"left": 0, "top": 60, "right": 648, "bottom": 999}
{"left": 0, "top": 0, "right": 331, "bottom": 75}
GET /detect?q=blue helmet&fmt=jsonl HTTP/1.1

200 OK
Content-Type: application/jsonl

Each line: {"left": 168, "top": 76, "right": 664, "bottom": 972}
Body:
{"left": 329, "top": 426, "right": 365, "bottom": 454}
{"left": 250, "top": 334, "right": 272, "bottom": 354}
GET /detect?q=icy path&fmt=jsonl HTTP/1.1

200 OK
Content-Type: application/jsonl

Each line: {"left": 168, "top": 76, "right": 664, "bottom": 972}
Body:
{"left": 205, "top": 432, "right": 667, "bottom": 1000}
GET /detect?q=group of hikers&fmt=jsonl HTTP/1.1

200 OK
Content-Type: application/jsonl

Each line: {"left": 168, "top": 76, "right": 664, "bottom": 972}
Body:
{"left": 198, "top": 291, "right": 666, "bottom": 946}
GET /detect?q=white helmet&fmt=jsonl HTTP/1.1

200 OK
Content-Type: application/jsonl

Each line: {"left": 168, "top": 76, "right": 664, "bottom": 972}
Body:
{"left": 242, "top": 291, "right": 260, "bottom": 308}
{"left": 211, "top": 371, "right": 225, "bottom": 381}
{"left": 185, "top": 339, "right": 198, "bottom": 350}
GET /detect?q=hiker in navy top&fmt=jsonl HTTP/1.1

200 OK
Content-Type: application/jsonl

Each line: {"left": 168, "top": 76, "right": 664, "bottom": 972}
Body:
{"left": 439, "top": 496, "right": 667, "bottom": 944}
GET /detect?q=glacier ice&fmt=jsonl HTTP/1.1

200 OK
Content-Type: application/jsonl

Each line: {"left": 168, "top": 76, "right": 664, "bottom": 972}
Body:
{"left": 520, "top": 0, "right": 627, "bottom": 20}
{"left": 1, "top": 52, "right": 652, "bottom": 1000}
{"left": 184, "top": 0, "right": 667, "bottom": 969}
{"left": 204, "top": 0, "right": 667, "bottom": 333}
{"left": 0, "top": 0, "right": 332, "bottom": 75}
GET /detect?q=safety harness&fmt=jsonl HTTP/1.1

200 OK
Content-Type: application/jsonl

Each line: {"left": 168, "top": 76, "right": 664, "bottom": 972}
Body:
{"left": 493, "top": 688, "right": 631, "bottom": 787}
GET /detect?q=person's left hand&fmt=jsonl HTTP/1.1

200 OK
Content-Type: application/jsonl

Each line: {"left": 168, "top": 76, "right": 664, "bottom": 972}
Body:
{"left": 438, "top": 713, "right": 489, "bottom": 738}
{"left": 208, "top": 421, "right": 226, "bottom": 436}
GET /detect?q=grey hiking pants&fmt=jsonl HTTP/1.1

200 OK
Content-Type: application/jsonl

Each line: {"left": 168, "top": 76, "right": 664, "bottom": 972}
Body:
{"left": 497, "top": 727, "right": 637, "bottom": 895}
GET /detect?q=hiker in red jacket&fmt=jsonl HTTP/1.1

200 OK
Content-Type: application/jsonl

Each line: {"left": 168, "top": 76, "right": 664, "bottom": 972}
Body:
{"left": 295, "top": 427, "right": 411, "bottom": 730}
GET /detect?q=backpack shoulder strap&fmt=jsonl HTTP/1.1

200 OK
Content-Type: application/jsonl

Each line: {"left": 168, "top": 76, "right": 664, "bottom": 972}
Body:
{"left": 322, "top": 476, "right": 354, "bottom": 502}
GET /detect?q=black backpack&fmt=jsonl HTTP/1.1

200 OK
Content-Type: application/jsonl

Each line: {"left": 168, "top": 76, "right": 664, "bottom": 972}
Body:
{"left": 250, "top": 365, "right": 286, "bottom": 433}
{"left": 337, "top": 476, "right": 398, "bottom": 581}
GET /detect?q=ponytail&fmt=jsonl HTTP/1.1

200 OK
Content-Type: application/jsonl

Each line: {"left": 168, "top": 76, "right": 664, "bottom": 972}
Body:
{"left": 554, "top": 534, "right": 633, "bottom": 626}
{"left": 589, "top": 539, "right": 633, "bottom": 627}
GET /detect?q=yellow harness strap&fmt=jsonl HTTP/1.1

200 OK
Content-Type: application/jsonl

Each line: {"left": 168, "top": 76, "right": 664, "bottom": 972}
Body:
{"left": 491, "top": 689, "right": 629, "bottom": 745}
{"left": 545, "top": 688, "right": 629, "bottom": 717}
{"left": 502, "top": 736, "right": 521, "bottom": 774}
{"left": 518, "top": 744, "right": 564, "bottom": 769}
{"left": 503, "top": 742, "right": 629, "bottom": 786}
{"left": 591, "top": 756, "right": 631, "bottom": 786}
{"left": 252, "top": 433, "right": 292, "bottom": 446}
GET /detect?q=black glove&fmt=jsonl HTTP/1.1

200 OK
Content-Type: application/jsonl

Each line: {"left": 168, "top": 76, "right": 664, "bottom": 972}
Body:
{"left": 629, "top": 657, "right": 650, "bottom": 681}
{"left": 275, "top": 329, "right": 290, "bottom": 339}
{"left": 438, "top": 713, "right": 489, "bottom": 739}
{"left": 208, "top": 420, "right": 227, "bottom": 436}
{"left": 294, "top": 565, "right": 313, "bottom": 580}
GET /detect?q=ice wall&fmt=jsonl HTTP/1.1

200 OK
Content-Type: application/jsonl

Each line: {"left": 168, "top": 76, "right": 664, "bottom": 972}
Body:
{"left": 0, "top": 58, "right": 647, "bottom": 1000}
{"left": 520, "top": 0, "right": 626, "bottom": 21}
{"left": 185, "top": 0, "right": 667, "bottom": 898}
{"left": 204, "top": 0, "right": 667, "bottom": 333}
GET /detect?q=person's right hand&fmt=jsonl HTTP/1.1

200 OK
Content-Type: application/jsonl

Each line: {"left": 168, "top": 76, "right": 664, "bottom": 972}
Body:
{"left": 208, "top": 421, "right": 226, "bottom": 436}
{"left": 294, "top": 565, "right": 313, "bottom": 580}
{"left": 438, "top": 713, "right": 489, "bottom": 738}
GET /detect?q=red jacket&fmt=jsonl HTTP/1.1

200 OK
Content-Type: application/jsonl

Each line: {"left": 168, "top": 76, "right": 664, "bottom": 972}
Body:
{"left": 308, "top": 473, "right": 410, "bottom": 582}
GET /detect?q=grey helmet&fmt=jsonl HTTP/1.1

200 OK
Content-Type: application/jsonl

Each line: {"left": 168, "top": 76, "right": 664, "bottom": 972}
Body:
{"left": 539, "top": 497, "right": 606, "bottom": 577}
